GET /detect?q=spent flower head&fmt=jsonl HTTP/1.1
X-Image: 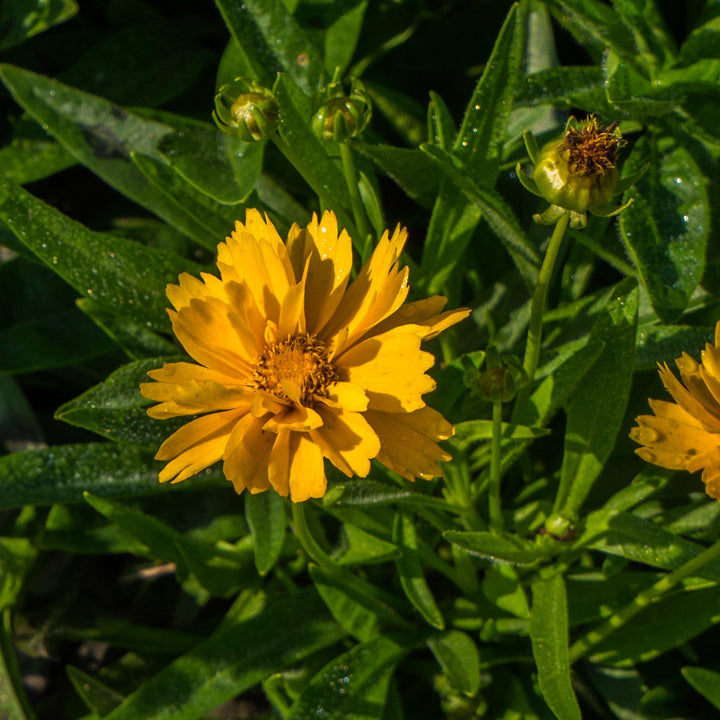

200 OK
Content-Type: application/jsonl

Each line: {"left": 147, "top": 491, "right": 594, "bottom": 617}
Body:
{"left": 140, "top": 210, "right": 470, "bottom": 502}
{"left": 516, "top": 115, "right": 645, "bottom": 229}
{"left": 631, "top": 322, "right": 720, "bottom": 503}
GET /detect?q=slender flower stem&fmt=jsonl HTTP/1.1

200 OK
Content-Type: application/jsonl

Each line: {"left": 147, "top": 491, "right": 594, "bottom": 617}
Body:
{"left": 339, "top": 142, "right": 372, "bottom": 241}
{"left": 488, "top": 398, "right": 504, "bottom": 531}
{"left": 569, "top": 539, "right": 720, "bottom": 664}
{"left": 515, "top": 211, "right": 570, "bottom": 413}
{"left": 291, "top": 502, "right": 335, "bottom": 575}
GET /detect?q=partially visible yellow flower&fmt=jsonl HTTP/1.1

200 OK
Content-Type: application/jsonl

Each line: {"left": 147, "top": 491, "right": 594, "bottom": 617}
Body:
{"left": 630, "top": 323, "right": 720, "bottom": 502}
{"left": 140, "top": 210, "right": 470, "bottom": 502}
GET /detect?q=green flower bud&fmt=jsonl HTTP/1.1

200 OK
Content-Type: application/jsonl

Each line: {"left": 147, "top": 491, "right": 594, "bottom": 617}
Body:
{"left": 464, "top": 347, "right": 527, "bottom": 403}
{"left": 312, "top": 79, "right": 372, "bottom": 143}
{"left": 517, "top": 116, "right": 645, "bottom": 229}
{"left": 213, "top": 79, "right": 278, "bottom": 141}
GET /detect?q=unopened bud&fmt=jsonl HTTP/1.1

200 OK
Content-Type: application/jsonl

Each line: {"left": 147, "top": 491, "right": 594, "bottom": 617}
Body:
{"left": 312, "top": 79, "right": 371, "bottom": 143}
{"left": 213, "top": 79, "right": 278, "bottom": 141}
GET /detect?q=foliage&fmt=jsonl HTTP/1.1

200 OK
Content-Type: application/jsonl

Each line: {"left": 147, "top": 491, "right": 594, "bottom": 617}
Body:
{"left": 1, "top": 1, "right": 720, "bottom": 719}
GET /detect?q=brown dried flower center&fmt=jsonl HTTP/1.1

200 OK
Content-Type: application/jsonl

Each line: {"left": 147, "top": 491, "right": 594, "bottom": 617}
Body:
{"left": 563, "top": 117, "right": 624, "bottom": 176}
{"left": 250, "top": 333, "right": 337, "bottom": 404}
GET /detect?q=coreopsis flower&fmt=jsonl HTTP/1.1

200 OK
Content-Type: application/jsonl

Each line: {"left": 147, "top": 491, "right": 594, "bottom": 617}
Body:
{"left": 516, "top": 116, "right": 644, "bottom": 229}
{"left": 140, "top": 211, "right": 470, "bottom": 502}
{"left": 630, "top": 323, "right": 720, "bottom": 502}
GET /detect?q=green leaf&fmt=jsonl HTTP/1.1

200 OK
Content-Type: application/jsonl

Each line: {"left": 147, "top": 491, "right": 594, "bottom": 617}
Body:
{"left": 245, "top": 491, "right": 287, "bottom": 576}
{"left": 635, "top": 324, "right": 712, "bottom": 370}
{"left": 530, "top": 575, "right": 581, "bottom": 720}
{"left": 544, "top": 0, "right": 637, "bottom": 62}
{"left": 682, "top": 667, "right": 720, "bottom": 710}
{"left": 335, "top": 525, "right": 401, "bottom": 567}
{"left": 0, "top": 257, "right": 115, "bottom": 374}
{"left": 554, "top": 279, "right": 638, "bottom": 519}
{"left": 147, "top": 110, "right": 263, "bottom": 204}
{"left": 589, "top": 586, "right": 720, "bottom": 667}
{"left": 444, "top": 530, "right": 552, "bottom": 565}
{"left": 619, "top": 136, "right": 709, "bottom": 322}
{"left": 427, "top": 631, "right": 481, "bottom": 696}
{"left": 309, "top": 564, "right": 380, "bottom": 642}
{"left": 273, "top": 74, "right": 354, "bottom": 233}
{"left": 354, "top": 143, "right": 440, "bottom": 209}
{"left": 323, "top": 1, "right": 367, "bottom": 76}
{"left": 0, "top": 443, "right": 223, "bottom": 510}
{"left": 482, "top": 565, "right": 530, "bottom": 619}
{"left": 421, "top": 144, "right": 540, "bottom": 287}
{"left": 427, "top": 91, "right": 456, "bottom": 150}
{"left": 515, "top": 66, "right": 608, "bottom": 112}
{"left": 286, "top": 636, "right": 404, "bottom": 720}
{"left": 130, "top": 152, "right": 240, "bottom": 251}
{"left": 452, "top": 2, "right": 526, "bottom": 187}
{"left": 84, "top": 493, "right": 252, "bottom": 596}
{"left": 0, "top": 66, "right": 235, "bottom": 246}
{"left": 67, "top": 665, "right": 125, "bottom": 716}
{"left": 55, "top": 358, "right": 183, "bottom": 448}
{"left": 0, "top": 180, "right": 197, "bottom": 333}
{"left": 0, "top": 0, "right": 77, "bottom": 50}
{"left": 453, "top": 420, "right": 549, "bottom": 445}
{"left": 77, "top": 299, "right": 178, "bottom": 360}
{"left": 0, "top": 119, "right": 75, "bottom": 185}
{"left": 585, "top": 511, "right": 720, "bottom": 581}
{"left": 104, "top": 588, "right": 345, "bottom": 720}
{"left": 215, "top": 0, "right": 322, "bottom": 93}
{"left": 365, "top": 81, "right": 426, "bottom": 148}
{"left": 392, "top": 511, "right": 444, "bottom": 629}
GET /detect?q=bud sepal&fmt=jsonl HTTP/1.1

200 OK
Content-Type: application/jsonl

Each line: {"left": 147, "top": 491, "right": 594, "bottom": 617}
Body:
{"left": 213, "top": 78, "right": 279, "bottom": 141}
{"left": 312, "top": 78, "right": 372, "bottom": 143}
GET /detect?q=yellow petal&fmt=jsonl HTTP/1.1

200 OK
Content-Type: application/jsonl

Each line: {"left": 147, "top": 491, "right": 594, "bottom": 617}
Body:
{"left": 145, "top": 362, "right": 242, "bottom": 389}
{"left": 369, "top": 296, "right": 470, "bottom": 341}
{"left": 336, "top": 330, "right": 436, "bottom": 412}
{"left": 263, "top": 405, "right": 324, "bottom": 432}
{"left": 277, "top": 279, "right": 307, "bottom": 339}
{"left": 223, "top": 413, "right": 274, "bottom": 495}
{"left": 658, "top": 364, "right": 720, "bottom": 432}
{"left": 143, "top": 381, "right": 251, "bottom": 419}
{"left": 312, "top": 406, "right": 380, "bottom": 477}
{"left": 319, "top": 382, "right": 369, "bottom": 412}
{"left": 288, "top": 433, "right": 327, "bottom": 502}
{"left": 702, "top": 463, "right": 720, "bottom": 502}
{"left": 267, "top": 430, "right": 326, "bottom": 501}
{"left": 156, "top": 409, "right": 246, "bottom": 483}
{"left": 365, "top": 408, "right": 452, "bottom": 481}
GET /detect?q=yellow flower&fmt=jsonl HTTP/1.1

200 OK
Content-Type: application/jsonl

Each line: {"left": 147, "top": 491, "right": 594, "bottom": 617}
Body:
{"left": 630, "top": 323, "right": 720, "bottom": 502}
{"left": 140, "top": 210, "right": 470, "bottom": 502}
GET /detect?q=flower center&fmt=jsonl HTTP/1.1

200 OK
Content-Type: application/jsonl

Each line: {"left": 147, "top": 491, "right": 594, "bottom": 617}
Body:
{"left": 563, "top": 117, "right": 624, "bottom": 176}
{"left": 250, "top": 333, "right": 337, "bottom": 405}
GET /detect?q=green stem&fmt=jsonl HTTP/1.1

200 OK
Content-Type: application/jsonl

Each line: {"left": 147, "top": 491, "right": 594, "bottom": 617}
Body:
{"left": 291, "top": 502, "right": 335, "bottom": 575}
{"left": 489, "top": 399, "right": 504, "bottom": 531}
{"left": 339, "top": 142, "right": 372, "bottom": 241}
{"left": 569, "top": 539, "right": 720, "bottom": 664}
{"left": 515, "top": 211, "right": 570, "bottom": 412}
{"left": 0, "top": 609, "right": 33, "bottom": 719}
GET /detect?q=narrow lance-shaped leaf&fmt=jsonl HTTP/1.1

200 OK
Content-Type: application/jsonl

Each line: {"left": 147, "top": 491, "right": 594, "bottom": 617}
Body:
{"left": 554, "top": 278, "right": 638, "bottom": 520}
{"left": 393, "top": 510, "right": 444, "bottom": 629}
{"left": 245, "top": 491, "right": 287, "bottom": 576}
{"left": 682, "top": 667, "right": 720, "bottom": 710}
{"left": 104, "top": 588, "right": 346, "bottom": 720}
{"left": 427, "top": 631, "right": 481, "bottom": 696}
{"left": 0, "top": 0, "right": 78, "bottom": 50}
{"left": 215, "top": 0, "right": 322, "bottom": 93}
{"left": 286, "top": 636, "right": 404, "bottom": 720}
{"left": 0, "top": 444, "right": 224, "bottom": 511}
{"left": 56, "top": 358, "right": 185, "bottom": 448}
{"left": 619, "top": 135, "right": 709, "bottom": 323}
{"left": 0, "top": 180, "right": 197, "bottom": 333}
{"left": 0, "top": 65, "right": 246, "bottom": 246}
{"left": 452, "top": 1, "right": 527, "bottom": 187}
{"left": 530, "top": 574, "right": 581, "bottom": 720}
{"left": 444, "top": 530, "right": 553, "bottom": 566}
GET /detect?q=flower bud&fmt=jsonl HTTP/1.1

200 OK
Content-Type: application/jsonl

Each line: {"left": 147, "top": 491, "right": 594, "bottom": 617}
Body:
{"left": 464, "top": 347, "right": 527, "bottom": 403}
{"left": 516, "top": 116, "right": 643, "bottom": 229}
{"left": 312, "top": 79, "right": 372, "bottom": 143}
{"left": 213, "top": 79, "right": 278, "bottom": 141}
